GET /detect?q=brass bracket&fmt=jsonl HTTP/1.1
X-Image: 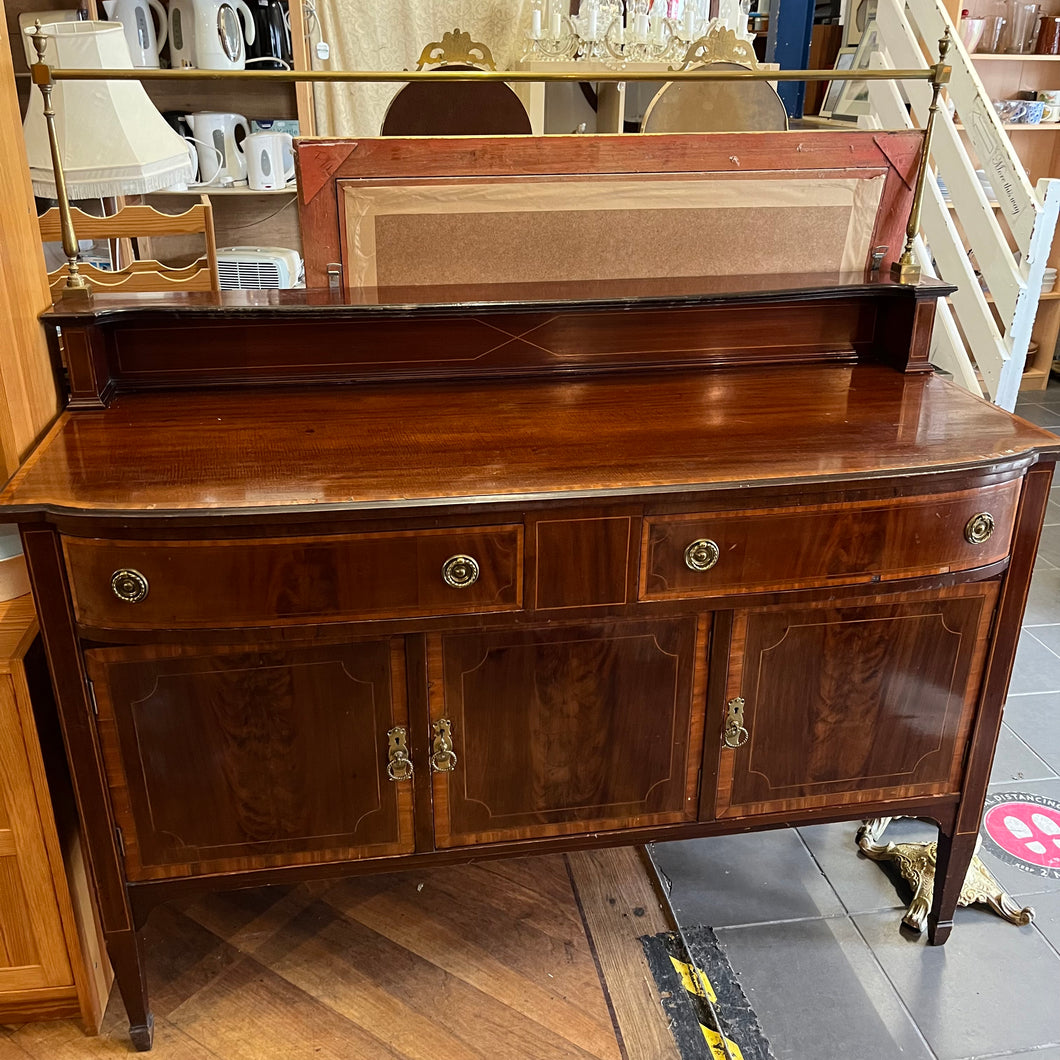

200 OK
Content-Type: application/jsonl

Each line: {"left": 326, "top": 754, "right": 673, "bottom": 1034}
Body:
{"left": 857, "top": 817, "right": 1034, "bottom": 932}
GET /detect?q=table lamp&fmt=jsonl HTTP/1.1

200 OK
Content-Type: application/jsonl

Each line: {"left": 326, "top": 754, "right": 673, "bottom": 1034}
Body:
{"left": 22, "top": 20, "right": 195, "bottom": 289}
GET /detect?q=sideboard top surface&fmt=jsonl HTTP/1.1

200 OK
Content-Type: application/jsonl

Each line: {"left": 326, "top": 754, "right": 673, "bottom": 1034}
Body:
{"left": 3, "top": 364, "right": 1058, "bottom": 521}
{"left": 41, "top": 273, "right": 953, "bottom": 326}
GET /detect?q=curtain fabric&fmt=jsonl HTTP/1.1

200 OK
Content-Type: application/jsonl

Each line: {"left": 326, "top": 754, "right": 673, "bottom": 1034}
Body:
{"left": 312, "top": 0, "right": 533, "bottom": 137}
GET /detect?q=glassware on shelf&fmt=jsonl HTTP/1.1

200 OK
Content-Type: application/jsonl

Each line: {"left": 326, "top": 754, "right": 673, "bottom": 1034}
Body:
{"left": 1006, "top": 0, "right": 1041, "bottom": 53}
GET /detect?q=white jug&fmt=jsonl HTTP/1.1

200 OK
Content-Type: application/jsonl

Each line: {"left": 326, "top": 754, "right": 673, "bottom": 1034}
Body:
{"left": 245, "top": 131, "right": 294, "bottom": 190}
{"left": 102, "top": 0, "right": 167, "bottom": 67}
{"left": 186, "top": 111, "right": 249, "bottom": 185}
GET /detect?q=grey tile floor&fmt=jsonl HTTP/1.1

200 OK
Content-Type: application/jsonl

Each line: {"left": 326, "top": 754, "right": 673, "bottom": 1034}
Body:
{"left": 653, "top": 379, "right": 1060, "bottom": 1060}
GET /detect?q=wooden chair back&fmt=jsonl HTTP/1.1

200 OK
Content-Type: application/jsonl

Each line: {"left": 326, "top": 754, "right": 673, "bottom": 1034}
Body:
{"left": 640, "top": 29, "right": 789, "bottom": 134}
{"left": 379, "top": 29, "right": 531, "bottom": 137}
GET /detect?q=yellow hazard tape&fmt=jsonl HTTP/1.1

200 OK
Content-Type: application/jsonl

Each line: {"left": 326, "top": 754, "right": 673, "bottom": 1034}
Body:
{"left": 703, "top": 1026, "right": 745, "bottom": 1060}
{"left": 670, "top": 955, "right": 717, "bottom": 1002}
{"left": 669, "top": 955, "right": 744, "bottom": 1060}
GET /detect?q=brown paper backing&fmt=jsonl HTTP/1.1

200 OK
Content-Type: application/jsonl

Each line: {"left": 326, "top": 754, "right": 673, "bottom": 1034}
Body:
{"left": 341, "top": 173, "right": 886, "bottom": 288}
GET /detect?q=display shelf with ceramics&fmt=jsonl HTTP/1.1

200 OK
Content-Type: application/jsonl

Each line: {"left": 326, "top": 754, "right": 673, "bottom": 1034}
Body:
{"left": 944, "top": 0, "right": 1060, "bottom": 386}
{"left": 4, "top": 0, "right": 313, "bottom": 284}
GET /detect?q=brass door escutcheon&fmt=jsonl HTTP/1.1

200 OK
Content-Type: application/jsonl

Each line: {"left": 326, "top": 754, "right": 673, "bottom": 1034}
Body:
{"left": 386, "top": 726, "right": 414, "bottom": 781}
{"left": 964, "top": 512, "right": 995, "bottom": 544}
{"left": 684, "top": 538, "right": 720, "bottom": 572}
{"left": 430, "top": 718, "right": 458, "bottom": 773}
{"left": 441, "top": 554, "right": 480, "bottom": 589}
{"left": 723, "top": 697, "right": 749, "bottom": 748}
{"left": 111, "top": 568, "right": 149, "bottom": 603}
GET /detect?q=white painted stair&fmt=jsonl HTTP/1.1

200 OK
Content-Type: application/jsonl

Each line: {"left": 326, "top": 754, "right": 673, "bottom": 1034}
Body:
{"left": 865, "top": 0, "right": 1060, "bottom": 409}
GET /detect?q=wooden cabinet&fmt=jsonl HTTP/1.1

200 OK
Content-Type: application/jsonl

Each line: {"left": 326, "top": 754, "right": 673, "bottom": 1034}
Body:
{"left": 0, "top": 597, "right": 108, "bottom": 1031}
{"left": 714, "top": 584, "right": 998, "bottom": 819}
{"left": 4, "top": 263, "right": 1059, "bottom": 1050}
{"left": 428, "top": 617, "right": 707, "bottom": 848}
{"left": 85, "top": 639, "right": 414, "bottom": 880}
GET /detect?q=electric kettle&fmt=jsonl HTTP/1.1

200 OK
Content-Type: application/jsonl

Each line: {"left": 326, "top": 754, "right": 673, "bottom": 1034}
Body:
{"left": 246, "top": 0, "right": 291, "bottom": 69}
{"left": 186, "top": 111, "right": 249, "bottom": 184}
{"left": 168, "top": 0, "right": 255, "bottom": 69}
{"left": 101, "top": 0, "right": 167, "bottom": 67}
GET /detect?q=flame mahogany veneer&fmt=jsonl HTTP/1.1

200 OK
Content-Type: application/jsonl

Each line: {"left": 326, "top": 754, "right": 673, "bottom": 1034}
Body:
{"left": 3, "top": 135, "right": 1060, "bottom": 1052}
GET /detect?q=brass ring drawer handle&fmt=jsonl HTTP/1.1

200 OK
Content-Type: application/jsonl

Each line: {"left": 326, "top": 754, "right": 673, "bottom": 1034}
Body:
{"left": 386, "top": 726, "right": 413, "bottom": 782}
{"left": 442, "top": 554, "right": 480, "bottom": 589}
{"left": 965, "top": 512, "right": 995, "bottom": 545}
{"left": 684, "top": 539, "right": 720, "bottom": 572}
{"left": 111, "top": 569, "right": 149, "bottom": 603}
{"left": 723, "top": 697, "right": 749, "bottom": 748}
{"left": 430, "top": 718, "right": 458, "bottom": 773}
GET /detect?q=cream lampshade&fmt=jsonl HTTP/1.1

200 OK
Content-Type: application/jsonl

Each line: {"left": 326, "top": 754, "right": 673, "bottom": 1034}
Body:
{"left": 22, "top": 21, "right": 194, "bottom": 198}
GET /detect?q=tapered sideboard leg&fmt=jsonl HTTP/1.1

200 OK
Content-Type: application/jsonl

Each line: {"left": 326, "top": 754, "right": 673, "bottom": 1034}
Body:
{"left": 107, "top": 928, "right": 154, "bottom": 1051}
{"left": 927, "top": 829, "right": 978, "bottom": 945}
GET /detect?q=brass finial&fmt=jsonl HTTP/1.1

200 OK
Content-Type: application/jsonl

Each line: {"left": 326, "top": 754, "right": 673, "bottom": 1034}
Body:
{"left": 891, "top": 31, "right": 951, "bottom": 285}
{"left": 30, "top": 18, "right": 48, "bottom": 64}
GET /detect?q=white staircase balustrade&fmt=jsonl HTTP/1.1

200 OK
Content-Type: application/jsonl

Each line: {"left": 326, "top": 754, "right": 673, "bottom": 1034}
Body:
{"left": 866, "top": 0, "right": 1060, "bottom": 409}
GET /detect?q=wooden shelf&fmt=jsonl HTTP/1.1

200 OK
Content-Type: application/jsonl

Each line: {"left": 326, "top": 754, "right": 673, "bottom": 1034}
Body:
{"left": 151, "top": 186, "right": 297, "bottom": 197}
{"left": 954, "top": 122, "right": 1060, "bottom": 131}
{"left": 970, "top": 52, "right": 1060, "bottom": 60}
{"left": 975, "top": 290, "right": 1059, "bottom": 303}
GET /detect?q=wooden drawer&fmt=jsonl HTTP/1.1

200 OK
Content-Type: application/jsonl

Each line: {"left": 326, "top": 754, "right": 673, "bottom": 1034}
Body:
{"left": 640, "top": 481, "right": 1020, "bottom": 600}
{"left": 63, "top": 526, "right": 523, "bottom": 630}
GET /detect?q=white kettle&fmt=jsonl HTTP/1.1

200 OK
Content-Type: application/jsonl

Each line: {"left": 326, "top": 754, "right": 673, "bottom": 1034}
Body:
{"left": 102, "top": 0, "right": 167, "bottom": 67}
{"left": 187, "top": 111, "right": 249, "bottom": 185}
{"left": 168, "top": 0, "right": 255, "bottom": 69}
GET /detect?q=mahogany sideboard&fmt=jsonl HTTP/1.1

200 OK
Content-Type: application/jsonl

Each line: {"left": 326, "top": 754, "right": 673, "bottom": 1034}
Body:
{"left": 1, "top": 272, "right": 1058, "bottom": 1051}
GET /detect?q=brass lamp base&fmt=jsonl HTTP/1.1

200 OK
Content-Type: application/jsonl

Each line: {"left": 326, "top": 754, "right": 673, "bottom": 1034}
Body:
{"left": 857, "top": 817, "right": 1034, "bottom": 933}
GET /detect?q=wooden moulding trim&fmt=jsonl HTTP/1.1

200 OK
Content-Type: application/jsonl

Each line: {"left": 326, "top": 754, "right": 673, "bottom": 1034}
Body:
{"left": 0, "top": 986, "right": 82, "bottom": 1024}
{"left": 37, "top": 284, "right": 956, "bottom": 407}
{"left": 124, "top": 790, "right": 961, "bottom": 920}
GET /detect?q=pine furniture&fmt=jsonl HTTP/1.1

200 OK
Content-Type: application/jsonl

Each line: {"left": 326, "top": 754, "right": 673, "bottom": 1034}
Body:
{"left": 0, "top": 596, "right": 109, "bottom": 1031}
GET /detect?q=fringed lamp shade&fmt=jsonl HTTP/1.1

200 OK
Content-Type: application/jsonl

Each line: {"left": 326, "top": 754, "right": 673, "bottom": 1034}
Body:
{"left": 22, "top": 21, "right": 194, "bottom": 198}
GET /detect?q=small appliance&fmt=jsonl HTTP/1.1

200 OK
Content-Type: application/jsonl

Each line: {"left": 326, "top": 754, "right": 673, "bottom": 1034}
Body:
{"left": 244, "top": 130, "right": 294, "bottom": 190}
{"left": 216, "top": 246, "right": 303, "bottom": 288}
{"left": 246, "top": 0, "right": 291, "bottom": 69}
{"left": 186, "top": 110, "right": 248, "bottom": 184}
{"left": 101, "top": 0, "right": 167, "bottom": 67}
{"left": 168, "top": 0, "right": 255, "bottom": 68}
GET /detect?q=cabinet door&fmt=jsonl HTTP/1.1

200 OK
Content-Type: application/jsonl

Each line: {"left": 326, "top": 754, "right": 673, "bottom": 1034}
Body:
{"left": 86, "top": 639, "right": 413, "bottom": 880}
{"left": 715, "top": 584, "right": 998, "bottom": 819}
{"left": 0, "top": 676, "right": 75, "bottom": 996}
{"left": 428, "top": 616, "right": 707, "bottom": 848}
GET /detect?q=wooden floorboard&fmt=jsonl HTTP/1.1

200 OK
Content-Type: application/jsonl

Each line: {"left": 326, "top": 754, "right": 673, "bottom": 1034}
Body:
{"left": 567, "top": 848, "right": 683, "bottom": 1060}
{"left": 0, "top": 851, "right": 678, "bottom": 1060}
